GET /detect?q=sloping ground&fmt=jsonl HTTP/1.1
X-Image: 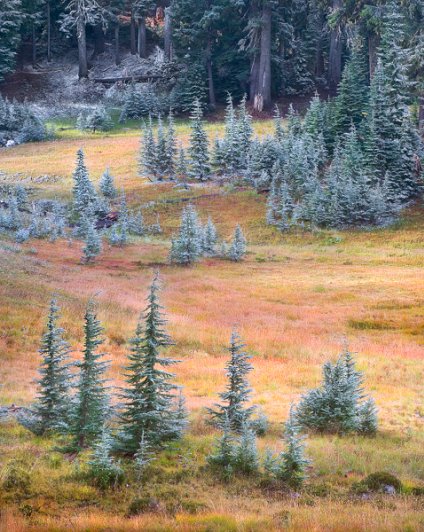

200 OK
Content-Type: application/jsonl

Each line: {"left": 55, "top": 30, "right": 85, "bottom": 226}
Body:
{"left": 0, "top": 124, "right": 423, "bottom": 530}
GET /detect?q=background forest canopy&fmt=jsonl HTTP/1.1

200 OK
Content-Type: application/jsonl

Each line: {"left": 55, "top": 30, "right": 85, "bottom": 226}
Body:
{"left": 0, "top": 0, "right": 423, "bottom": 119}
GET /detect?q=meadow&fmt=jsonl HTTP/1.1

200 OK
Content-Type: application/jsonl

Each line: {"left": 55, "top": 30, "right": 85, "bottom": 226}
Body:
{"left": 0, "top": 118, "right": 423, "bottom": 531}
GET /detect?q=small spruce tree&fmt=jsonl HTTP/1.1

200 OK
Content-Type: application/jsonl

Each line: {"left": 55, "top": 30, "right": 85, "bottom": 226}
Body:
{"left": 82, "top": 218, "right": 102, "bottom": 264}
{"left": 100, "top": 167, "right": 118, "bottom": 198}
{"left": 87, "top": 426, "right": 124, "bottom": 489}
{"left": 208, "top": 331, "right": 256, "bottom": 432}
{"left": 169, "top": 205, "right": 203, "bottom": 265}
{"left": 228, "top": 225, "right": 247, "bottom": 262}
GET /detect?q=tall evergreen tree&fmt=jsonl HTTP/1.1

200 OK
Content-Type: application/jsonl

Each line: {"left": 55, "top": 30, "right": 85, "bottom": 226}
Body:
{"left": 139, "top": 115, "right": 157, "bottom": 179}
{"left": 0, "top": 0, "right": 23, "bottom": 81}
{"left": 118, "top": 275, "right": 185, "bottom": 453}
{"left": 70, "top": 301, "right": 110, "bottom": 449}
{"left": 27, "top": 299, "right": 73, "bottom": 435}
{"left": 188, "top": 99, "right": 210, "bottom": 181}
{"left": 72, "top": 149, "right": 98, "bottom": 224}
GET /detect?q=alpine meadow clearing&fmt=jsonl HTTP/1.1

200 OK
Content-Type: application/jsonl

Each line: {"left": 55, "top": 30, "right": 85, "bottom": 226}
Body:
{"left": 0, "top": 119, "right": 423, "bottom": 531}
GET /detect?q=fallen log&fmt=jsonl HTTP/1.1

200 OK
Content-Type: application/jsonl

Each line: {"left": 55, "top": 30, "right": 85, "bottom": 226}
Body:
{"left": 92, "top": 74, "right": 163, "bottom": 84}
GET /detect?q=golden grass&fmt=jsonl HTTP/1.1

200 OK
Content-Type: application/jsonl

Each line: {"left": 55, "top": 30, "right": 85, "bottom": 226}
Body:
{"left": 0, "top": 122, "right": 423, "bottom": 530}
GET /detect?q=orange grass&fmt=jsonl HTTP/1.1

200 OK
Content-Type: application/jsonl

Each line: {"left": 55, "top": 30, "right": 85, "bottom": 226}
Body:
{"left": 0, "top": 124, "right": 423, "bottom": 530}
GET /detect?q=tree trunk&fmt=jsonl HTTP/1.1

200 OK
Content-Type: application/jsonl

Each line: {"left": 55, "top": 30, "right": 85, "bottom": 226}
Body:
{"left": 164, "top": 6, "right": 173, "bottom": 61}
{"left": 328, "top": 0, "right": 342, "bottom": 89}
{"left": 47, "top": 1, "right": 51, "bottom": 62}
{"left": 130, "top": 7, "right": 136, "bottom": 54}
{"left": 92, "top": 24, "right": 105, "bottom": 58}
{"left": 137, "top": 17, "right": 147, "bottom": 58}
{"left": 254, "top": 3, "right": 272, "bottom": 111}
{"left": 206, "top": 39, "right": 216, "bottom": 108}
{"left": 314, "top": 14, "right": 325, "bottom": 79}
{"left": 77, "top": 17, "right": 88, "bottom": 79}
{"left": 249, "top": 53, "right": 260, "bottom": 103}
{"left": 32, "top": 21, "right": 36, "bottom": 65}
{"left": 114, "top": 24, "right": 120, "bottom": 66}
{"left": 368, "top": 33, "right": 377, "bottom": 80}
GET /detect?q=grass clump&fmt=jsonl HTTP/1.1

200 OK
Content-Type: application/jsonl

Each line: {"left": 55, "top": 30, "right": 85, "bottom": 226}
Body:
{"left": 1, "top": 460, "right": 32, "bottom": 494}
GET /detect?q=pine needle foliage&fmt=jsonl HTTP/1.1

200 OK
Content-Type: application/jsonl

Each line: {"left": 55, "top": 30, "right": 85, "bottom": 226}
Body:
{"left": 118, "top": 275, "right": 186, "bottom": 453}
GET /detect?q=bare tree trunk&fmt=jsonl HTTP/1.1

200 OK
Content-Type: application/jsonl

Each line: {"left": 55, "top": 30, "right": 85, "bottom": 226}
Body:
{"left": 368, "top": 33, "right": 377, "bottom": 79}
{"left": 328, "top": 0, "right": 342, "bottom": 89}
{"left": 164, "top": 6, "right": 173, "bottom": 61}
{"left": 254, "top": 3, "right": 272, "bottom": 111}
{"left": 137, "top": 17, "right": 147, "bottom": 58}
{"left": 130, "top": 7, "right": 136, "bottom": 54}
{"left": 249, "top": 53, "right": 260, "bottom": 103}
{"left": 206, "top": 39, "right": 216, "bottom": 108}
{"left": 47, "top": 0, "right": 51, "bottom": 62}
{"left": 114, "top": 24, "right": 120, "bottom": 66}
{"left": 77, "top": 17, "right": 88, "bottom": 79}
{"left": 32, "top": 21, "right": 37, "bottom": 65}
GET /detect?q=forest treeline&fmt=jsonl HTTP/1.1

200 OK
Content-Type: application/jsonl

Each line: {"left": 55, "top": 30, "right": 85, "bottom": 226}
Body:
{"left": 0, "top": 0, "right": 423, "bottom": 118}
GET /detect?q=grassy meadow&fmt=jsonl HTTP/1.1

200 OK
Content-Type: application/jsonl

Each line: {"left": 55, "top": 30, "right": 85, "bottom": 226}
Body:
{"left": 0, "top": 118, "right": 423, "bottom": 531}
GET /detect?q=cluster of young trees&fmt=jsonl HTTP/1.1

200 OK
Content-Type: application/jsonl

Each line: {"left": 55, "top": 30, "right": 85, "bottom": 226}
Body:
{"left": 136, "top": 6, "right": 423, "bottom": 230}
{"left": 0, "top": 185, "right": 67, "bottom": 243}
{"left": 19, "top": 277, "right": 187, "bottom": 484}
{"left": 170, "top": 205, "right": 247, "bottom": 265}
{"left": 0, "top": 95, "right": 49, "bottom": 146}
{"left": 20, "top": 279, "right": 378, "bottom": 489}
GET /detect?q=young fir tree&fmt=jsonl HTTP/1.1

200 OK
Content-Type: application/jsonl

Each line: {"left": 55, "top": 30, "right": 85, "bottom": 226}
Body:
{"left": 70, "top": 301, "right": 110, "bottom": 450}
{"left": 208, "top": 331, "right": 256, "bottom": 432}
{"left": 295, "top": 348, "right": 378, "bottom": 435}
{"left": 333, "top": 45, "right": 369, "bottom": 136}
{"left": 277, "top": 407, "right": 309, "bottom": 489}
{"left": 87, "top": 426, "right": 124, "bottom": 489}
{"left": 165, "top": 109, "right": 177, "bottom": 177}
{"left": 139, "top": 115, "right": 157, "bottom": 179}
{"left": 25, "top": 299, "right": 73, "bottom": 435}
{"left": 100, "top": 167, "right": 118, "bottom": 198}
{"left": 236, "top": 94, "right": 253, "bottom": 170}
{"left": 176, "top": 144, "right": 188, "bottom": 181}
{"left": 155, "top": 115, "right": 168, "bottom": 178}
{"left": 188, "top": 98, "right": 210, "bottom": 181}
{"left": 207, "top": 414, "right": 235, "bottom": 472}
{"left": 117, "top": 191, "right": 129, "bottom": 245}
{"left": 202, "top": 216, "right": 218, "bottom": 256}
{"left": 274, "top": 105, "right": 284, "bottom": 142}
{"left": 134, "top": 430, "right": 155, "bottom": 480}
{"left": 228, "top": 225, "right": 247, "bottom": 262}
{"left": 232, "top": 422, "right": 260, "bottom": 475}
{"left": 129, "top": 210, "right": 145, "bottom": 236}
{"left": 169, "top": 205, "right": 203, "bottom": 265}
{"left": 72, "top": 149, "right": 98, "bottom": 224}
{"left": 82, "top": 218, "right": 102, "bottom": 264}
{"left": 118, "top": 275, "right": 185, "bottom": 453}
{"left": 220, "top": 93, "right": 239, "bottom": 174}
